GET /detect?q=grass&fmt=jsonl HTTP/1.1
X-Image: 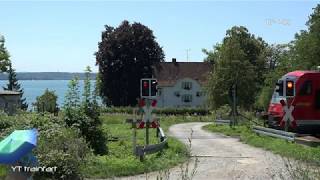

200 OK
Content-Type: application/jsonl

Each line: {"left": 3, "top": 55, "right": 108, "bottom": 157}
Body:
{"left": 82, "top": 113, "right": 213, "bottom": 178}
{"left": 0, "top": 165, "right": 6, "bottom": 179}
{"left": 203, "top": 124, "right": 320, "bottom": 165}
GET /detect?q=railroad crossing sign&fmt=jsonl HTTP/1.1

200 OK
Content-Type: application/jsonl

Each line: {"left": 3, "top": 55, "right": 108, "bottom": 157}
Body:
{"left": 137, "top": 98, "right": 159, "bottom": 128}
{"left": 280, "top": 99, "right": 296, "bottom": 129}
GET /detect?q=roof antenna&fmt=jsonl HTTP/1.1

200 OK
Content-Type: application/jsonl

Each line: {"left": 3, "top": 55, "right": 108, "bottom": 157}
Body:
{"left": 186, "top": 49, "right": 191, "bottom": 62}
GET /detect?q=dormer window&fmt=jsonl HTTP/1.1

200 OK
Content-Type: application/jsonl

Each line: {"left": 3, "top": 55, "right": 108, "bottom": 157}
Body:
{"left": 182, "top": 82, "right": 192, "bottom": 90}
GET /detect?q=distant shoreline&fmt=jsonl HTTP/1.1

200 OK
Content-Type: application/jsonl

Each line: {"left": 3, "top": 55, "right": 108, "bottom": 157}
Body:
{"left": 0, "top": 72, "right": 97, "bottom": 80}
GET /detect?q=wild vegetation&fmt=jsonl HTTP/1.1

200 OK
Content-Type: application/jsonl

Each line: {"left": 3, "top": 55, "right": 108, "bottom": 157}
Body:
{"left": 34, "top": 89, "right": 58, "bottom": 113}
{"left": 0, "top": 112, "right": 213, "bottom": 179}
{"left": 63, "top": 67, "right": 107, "bottom": 155}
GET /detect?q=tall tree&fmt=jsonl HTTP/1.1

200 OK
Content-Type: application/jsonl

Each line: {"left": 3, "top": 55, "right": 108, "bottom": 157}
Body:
{"left": 3, "top": 63, "right": 28, "bottom": 110}
{"left": 95, "top": 20, "right": 165, "bottom": 106}
{"left": 291, "top": 4, "right": 320, "bottom": 70}
{"left": 0, "top": 35, "right": 10, "bottom": 72}
{"left": 206, "top": 26, "right": 268, "bottom": 109}
{"left": 82, "top": 66, "right": 92, "bottom": 110}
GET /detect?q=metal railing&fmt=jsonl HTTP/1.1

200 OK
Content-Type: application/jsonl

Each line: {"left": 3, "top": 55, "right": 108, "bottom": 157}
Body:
{"left": 127, "top": 119, "right": 168, "bottom": 161}
{"left": 214, "top": 119, "right": 231, "bottom": 125}
{"left": 252, "top": 126, "right": 296, "bottom": 142}
{"left": 135, "top": 127, "right": 168, "bottom": 160}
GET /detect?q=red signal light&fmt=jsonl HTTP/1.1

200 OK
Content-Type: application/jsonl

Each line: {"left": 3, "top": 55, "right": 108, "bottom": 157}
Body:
{"left": 143, "top": 81, "right": 148, "bottom": 88}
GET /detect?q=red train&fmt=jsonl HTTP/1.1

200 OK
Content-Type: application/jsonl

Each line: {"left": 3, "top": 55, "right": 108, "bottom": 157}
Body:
{"left": 267, "top": 70, "right": 320, "bottom": 133}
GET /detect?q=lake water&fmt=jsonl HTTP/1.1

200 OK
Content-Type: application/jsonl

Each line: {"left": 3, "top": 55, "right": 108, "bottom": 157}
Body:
{"left": 0, "top": 80, "right": 96, "bottom": 108}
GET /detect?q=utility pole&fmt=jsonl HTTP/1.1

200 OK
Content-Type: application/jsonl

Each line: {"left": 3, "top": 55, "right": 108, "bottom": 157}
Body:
{"left": 232, "top": 84, "right": 237, "bottom": 126}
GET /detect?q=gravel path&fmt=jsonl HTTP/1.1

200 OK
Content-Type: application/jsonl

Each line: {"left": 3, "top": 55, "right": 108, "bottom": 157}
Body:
{"left": 109, "top": 122, "right": 290, "bottom": 180}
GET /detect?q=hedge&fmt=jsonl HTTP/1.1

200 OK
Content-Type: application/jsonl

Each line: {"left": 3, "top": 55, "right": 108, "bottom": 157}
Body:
{"left": 101, "top": 107, "right": 210, "bottom": 115}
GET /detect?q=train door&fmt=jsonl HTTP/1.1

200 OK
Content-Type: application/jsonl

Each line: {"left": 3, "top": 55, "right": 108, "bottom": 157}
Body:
{"left": 293, "top": 79, "right": 314, "bottom": 120}
{"left": 314, "top": 78, "right": 320, "bottom": 120}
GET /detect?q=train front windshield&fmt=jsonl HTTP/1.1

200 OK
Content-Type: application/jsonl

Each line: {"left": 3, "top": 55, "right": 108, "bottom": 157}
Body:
{"left": 271, "top": 91, "right": 285, "bottom": 104}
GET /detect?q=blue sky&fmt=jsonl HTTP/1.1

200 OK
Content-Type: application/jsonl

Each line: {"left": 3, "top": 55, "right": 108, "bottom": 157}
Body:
{"left": 0, "top": 1, "right": 318, "bottom": 72}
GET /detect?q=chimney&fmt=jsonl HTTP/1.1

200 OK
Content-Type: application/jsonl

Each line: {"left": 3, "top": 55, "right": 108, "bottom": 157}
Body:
{"left": 172, "top": 58, "right": 176, "bottom": 63}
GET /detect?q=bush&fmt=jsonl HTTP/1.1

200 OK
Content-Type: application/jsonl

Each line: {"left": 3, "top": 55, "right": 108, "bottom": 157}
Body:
{"left": 64, "top": 108, "right": 107, "bottom": 155}
{"left": 34, "top": 89, "right": 58, "bottom": 113}
{"left": 34, "top": 126, "right": 89, "bottom": 180}
{"left": 0, "top": 113, "right": 90, "bottom": 179}
{"left": 101, "top": 107, "right": 210, "bottom": 116}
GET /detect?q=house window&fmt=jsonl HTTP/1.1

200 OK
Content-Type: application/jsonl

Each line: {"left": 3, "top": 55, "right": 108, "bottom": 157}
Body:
{"left": 181, "top": 94, "right": 192, "bottom": 103}
{"left": 182, "top": 82, "right": 192, "bottom": 90}
{"left": 196, "top": 91, "right": 204, "bottom": 97}
{"left": 174, "top": 91, "right": 180, "bottom": 97}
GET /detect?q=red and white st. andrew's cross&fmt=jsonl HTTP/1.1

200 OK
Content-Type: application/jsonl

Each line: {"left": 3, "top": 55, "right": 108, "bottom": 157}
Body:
{"left": 279, "top": 99, "right": 296, "bottom": 128}
{"left": 137, "top": 98, "right": 159, "bottom": 128}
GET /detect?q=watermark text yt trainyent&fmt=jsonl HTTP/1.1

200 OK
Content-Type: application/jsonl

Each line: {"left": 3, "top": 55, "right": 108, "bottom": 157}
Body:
{"left": 266, "top": 18, "right": 291, "bottom": 26}
{"left": 11, "top": 166, "right": 58, "bottom": 173}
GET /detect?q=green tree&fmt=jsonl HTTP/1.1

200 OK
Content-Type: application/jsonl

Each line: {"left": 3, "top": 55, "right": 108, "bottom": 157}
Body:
{"left": 0, "top": 35, "right": 10, "bottom": 72}
{"left": 35, "top": 89, "right": 58, "bottom": 113}
{"left": 82, "top": 66, "right": 92, "bottom": 111}
{"left": 64, "top": 76, "right": 81, "bottom": 110}
{"left": 3, "top": 63, "right": 28, "bottom": 110}
{"left": 82, "top": 66, "right": 100, "bottom": 120}
{"left": 291, "top": 4, "right": 320, "bottom": 70}
{"left": 95, "top": 20, "right": 165, "bottom": 106}
{"left": 255, "top": 44, "right": 292, "bottom": 110}
{"left": 206, "top": 26, "right": 268, "bottom": 110}
{"left": 202, "top": 43, "right": 221, "bottom": 64}
{"left": 64, "top": 73, "right": 107, "bottom": 155}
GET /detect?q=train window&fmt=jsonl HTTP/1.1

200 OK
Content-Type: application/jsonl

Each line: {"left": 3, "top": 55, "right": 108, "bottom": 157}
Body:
{"left": 316, "top": 90, "right": 320, "bottom": 109}
{"left": 299, "top": 80, "right": 312, "bottom": 96}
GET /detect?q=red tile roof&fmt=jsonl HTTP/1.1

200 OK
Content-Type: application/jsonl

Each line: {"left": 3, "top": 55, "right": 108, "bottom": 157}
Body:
{"left": 153, "top": 62, "right": 212, "bottom": 86}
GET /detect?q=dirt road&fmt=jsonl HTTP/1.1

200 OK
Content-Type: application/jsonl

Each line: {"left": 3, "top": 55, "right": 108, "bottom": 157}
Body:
{"left": 115, "top": 122, "right": 289, "bottom": 180}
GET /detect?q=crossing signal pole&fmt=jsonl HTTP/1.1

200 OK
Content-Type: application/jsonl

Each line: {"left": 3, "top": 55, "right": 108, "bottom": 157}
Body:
{"left": 140, "top": 78, "right": 158, "bottom": 145}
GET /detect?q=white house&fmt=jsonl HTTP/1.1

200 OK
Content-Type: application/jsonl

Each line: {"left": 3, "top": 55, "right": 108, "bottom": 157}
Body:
{"left": 153, "top": 59, "right": 212, "bottom": 108}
